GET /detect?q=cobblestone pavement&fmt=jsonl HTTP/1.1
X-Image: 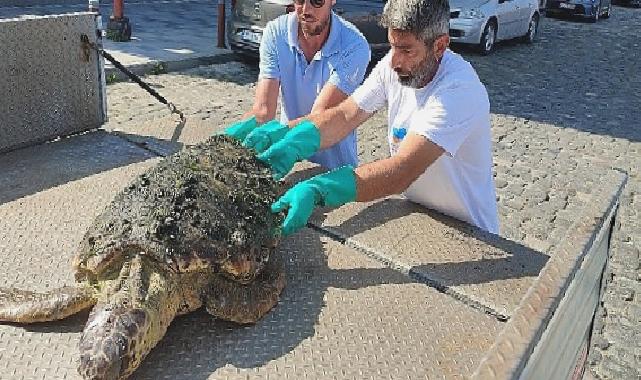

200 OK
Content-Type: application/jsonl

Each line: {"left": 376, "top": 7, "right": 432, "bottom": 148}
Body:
{"left": 102, "top": 6, "right": 640, "bottom": 378}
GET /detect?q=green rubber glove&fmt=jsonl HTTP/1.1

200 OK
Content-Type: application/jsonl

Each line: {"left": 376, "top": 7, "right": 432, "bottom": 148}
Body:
{"left": 258, "top": 120, "right": 321, "bottom": 180}
{"left": 271, "top": 166, "right": 357, "bottom": 236}
{"left": 242, "top": 119, "right": 289, "bottom": 153}
{"left": 222, "top": 116, "right": 257, "bottom": 141}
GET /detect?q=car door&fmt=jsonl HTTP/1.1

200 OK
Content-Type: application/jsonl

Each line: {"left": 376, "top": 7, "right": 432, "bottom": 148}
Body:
{"left": 338, "top": 0, "right": 388, "bottom": 46}
{"left": 495, "top": 0, "right": 519, "bottom": 40}
{"left": 514, "top": 0, "right": 536, "bottom": 36}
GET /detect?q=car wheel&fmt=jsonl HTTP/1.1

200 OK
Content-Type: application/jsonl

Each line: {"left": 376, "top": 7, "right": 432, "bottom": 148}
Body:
{"left": 478, "top": 21, "right": 497, "bottom": 55}
{"left": 590, "top": 3, "right": 601, "bottom": 22}
{"left": 522, "top": 13, "right": 539, "bottom": 43}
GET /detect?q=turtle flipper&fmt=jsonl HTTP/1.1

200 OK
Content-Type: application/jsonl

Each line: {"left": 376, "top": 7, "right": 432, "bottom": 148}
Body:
{"left": 0, "top": 286, "right": 96, "bottom": 323}
{"left": 205, "top": 253, "right": 286, "bottom": 324}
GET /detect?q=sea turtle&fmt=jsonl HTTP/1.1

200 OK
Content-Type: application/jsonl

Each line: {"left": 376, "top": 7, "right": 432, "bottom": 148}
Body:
{"left": 0, "top": 135, "right": 286, "bottom": 380}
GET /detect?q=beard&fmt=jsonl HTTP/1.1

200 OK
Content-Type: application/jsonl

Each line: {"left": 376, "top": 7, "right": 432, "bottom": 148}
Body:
{"left": 395, "top": 53, "right": 440, "bottom": 89}
{"left": 299, "top": 14, "right": 330, "bottom": 37}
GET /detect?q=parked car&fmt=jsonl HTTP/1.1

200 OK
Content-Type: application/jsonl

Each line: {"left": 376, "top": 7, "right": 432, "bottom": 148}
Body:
{"left": 228, "top": 0, "right": 541, "bottom": 58}
{"left": 613, "top": 0, "right": 640, "bottom": 7}
{"left": 449, "top": 0, "right": 541, "bottom": 55}
{"left": 545, "top": 0, "right": 612, "bottom": 21}
{"left": 228, "top": 0, "right": 387, "bottom": 57}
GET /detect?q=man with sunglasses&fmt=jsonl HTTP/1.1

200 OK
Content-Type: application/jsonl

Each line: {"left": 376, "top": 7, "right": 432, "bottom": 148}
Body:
{"left": 240, "top": 0, "right": 500, "bottom": 237}
{"left": 224, "top": 0, "right": 371, "bottom": 170}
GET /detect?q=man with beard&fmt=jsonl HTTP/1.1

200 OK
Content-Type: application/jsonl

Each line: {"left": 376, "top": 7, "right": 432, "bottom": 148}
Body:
{"left": 224, "top": 0, "right": 370, "bottom": 170}
{"left": 244, "top": 0, "right": 499, "bottom": 236}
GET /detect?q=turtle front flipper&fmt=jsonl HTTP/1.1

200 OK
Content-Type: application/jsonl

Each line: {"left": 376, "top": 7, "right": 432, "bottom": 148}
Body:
{"left": 206, "top": 253, "right": 286, "bottom": 324}
{"left": 78, "top": 255, "right": 184, "bottom": 380}
{"left": 0, "top": 286, "right": 96, "bottom": 323}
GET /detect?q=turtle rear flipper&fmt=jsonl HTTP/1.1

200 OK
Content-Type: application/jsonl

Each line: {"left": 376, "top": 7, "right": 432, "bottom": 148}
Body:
{"left": 0, "top": 286, "right": 96, "bottom": 323}
{"left": 206, "top": 254, "right": 286, "bottom": 324}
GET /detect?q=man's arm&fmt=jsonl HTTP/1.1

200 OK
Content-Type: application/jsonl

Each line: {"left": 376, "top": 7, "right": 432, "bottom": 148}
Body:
{"left": 310, "top": 83, "right": 348, "bottom": 114}
{"left": 239, "top": 19, "right": 281, "bottom": 123}
{"left": 354, "top": 133, "right": 445, "bottom": 201}
{"left": 289, "top": 97, "right": 372, "bottom": 149}
{"left": 241, "top": 78, "right": 280, "bottom": 123}
{"left": 247, "top": 75, "right": 349, "bottom": 126}
{"left": 270, "top": 132, "right": 445, "bottom": 236}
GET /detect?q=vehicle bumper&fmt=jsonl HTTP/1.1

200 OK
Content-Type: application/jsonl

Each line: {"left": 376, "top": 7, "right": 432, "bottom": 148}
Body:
{"left": 449, "top": 18, "right": 485, "bottom": 45}
{"left": 228, "top": 25, "right": 263, "bottom": 57}
{"left": 546, "top": 2, "right": 598, "bottom": 16}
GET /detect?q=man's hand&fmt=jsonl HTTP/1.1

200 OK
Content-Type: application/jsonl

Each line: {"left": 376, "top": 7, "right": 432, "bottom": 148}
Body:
{"left": 271, "top": 182, "right": 319, "bottom": 236}
{"left": 222, "top": 116, "right": 257, "bottom": 141}
{"left": 258, "top": 120, "right": 321, "bottom": 180}
{"left": 272, "top": 166, "right": 357, "bottom": 236}
{"left": 242, "top": 120, "right": 289, "bottom": 153}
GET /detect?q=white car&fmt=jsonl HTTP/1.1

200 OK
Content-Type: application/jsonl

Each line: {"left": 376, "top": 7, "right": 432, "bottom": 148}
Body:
{"left": 449, "top": 0, "right": 541, "bottom": 54}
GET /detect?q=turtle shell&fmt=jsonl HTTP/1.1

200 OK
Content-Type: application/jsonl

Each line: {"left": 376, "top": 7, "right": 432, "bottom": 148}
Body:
{"left": 73, "top": 135, "right": 283, "bottom": 283}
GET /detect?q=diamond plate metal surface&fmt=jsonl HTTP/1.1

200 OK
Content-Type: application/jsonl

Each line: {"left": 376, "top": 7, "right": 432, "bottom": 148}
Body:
{"left": 0, "top": 136, "right": 503, "bottom": 378}
{"left": 306, "top": 196, "right": 546, "bottom": 319}
{"left": 0, "top": 132, "right": 157, "bottom": 380}
{"left": 131, "top": 230, "right": 502, "bottom": 380}
{"left": 0, "top": 132, "right": 157, "bottom": 292}
{"left": 0, "top": 13, "right": 105, "bottom": 154}
{"left": 284, "top": 161, "right": 616, "bottom": 319}
{"left": 0, "top": 131, "right": 157, "bottom": 206}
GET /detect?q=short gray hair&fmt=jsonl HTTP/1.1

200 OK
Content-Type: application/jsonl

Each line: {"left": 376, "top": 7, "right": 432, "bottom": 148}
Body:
{"left": 380, "top": 0, "right": 450, "bottom": 44}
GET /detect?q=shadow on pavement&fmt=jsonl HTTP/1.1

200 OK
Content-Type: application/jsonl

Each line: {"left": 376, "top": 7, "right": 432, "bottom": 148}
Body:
{"left": 173, "top": 59, "right": 258, "bottom": 87}
{"left": 0, "top": 130, "right": 158, "bottom": 206}
{"left": 320, "top": 198, "right": 549, "bottom": 287}
{"left": 18, "top": 309, "right": 90, "bottom": 334}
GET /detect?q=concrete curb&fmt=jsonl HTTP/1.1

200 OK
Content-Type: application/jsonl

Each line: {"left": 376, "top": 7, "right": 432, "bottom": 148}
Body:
{"left": 103, "top": 52, "right": 240, "bottom": 84}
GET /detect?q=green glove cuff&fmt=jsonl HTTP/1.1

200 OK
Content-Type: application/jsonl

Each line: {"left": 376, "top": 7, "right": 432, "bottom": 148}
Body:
{"left": 270, "top": 165, "right": 356, "bottom": 236}
{"left": 222, "top": 116, "right": 257, "bottom": 141}
{"left": 287, "top": 120, "right": 322, "bottom": 159}
{"left": 257, "top": 119, "right": 322, "bottom": 179}
{"left": 308, "top": 166, "right": 357, "bottom": 207}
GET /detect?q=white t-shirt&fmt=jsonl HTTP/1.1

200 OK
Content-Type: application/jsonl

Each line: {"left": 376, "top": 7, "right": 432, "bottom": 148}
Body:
{"left": 352, "top": 49, "right": 499, "bottom": 234}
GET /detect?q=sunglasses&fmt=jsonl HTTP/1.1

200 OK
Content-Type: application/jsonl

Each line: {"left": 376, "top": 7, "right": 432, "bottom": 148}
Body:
{"left": 293, "top": 0, "right": 326, "bottom": 8}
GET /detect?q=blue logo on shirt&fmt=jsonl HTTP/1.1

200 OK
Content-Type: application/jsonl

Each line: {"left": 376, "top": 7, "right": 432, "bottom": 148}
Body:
{"left": 392, "top": 127, "right": 407, "bottom": 143}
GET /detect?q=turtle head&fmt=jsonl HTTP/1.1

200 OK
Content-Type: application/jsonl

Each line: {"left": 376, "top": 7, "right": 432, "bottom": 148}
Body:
{"left": 78, "top": 304, "right": 153, "bottom": 380}
{"left": 78, "top": 256, "right": 178, "bottom": 380}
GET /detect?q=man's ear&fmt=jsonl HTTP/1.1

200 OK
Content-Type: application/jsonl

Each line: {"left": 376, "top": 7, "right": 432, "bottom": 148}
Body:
{"left": 433, "top": 34, "right": 450, "bottom": 59}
